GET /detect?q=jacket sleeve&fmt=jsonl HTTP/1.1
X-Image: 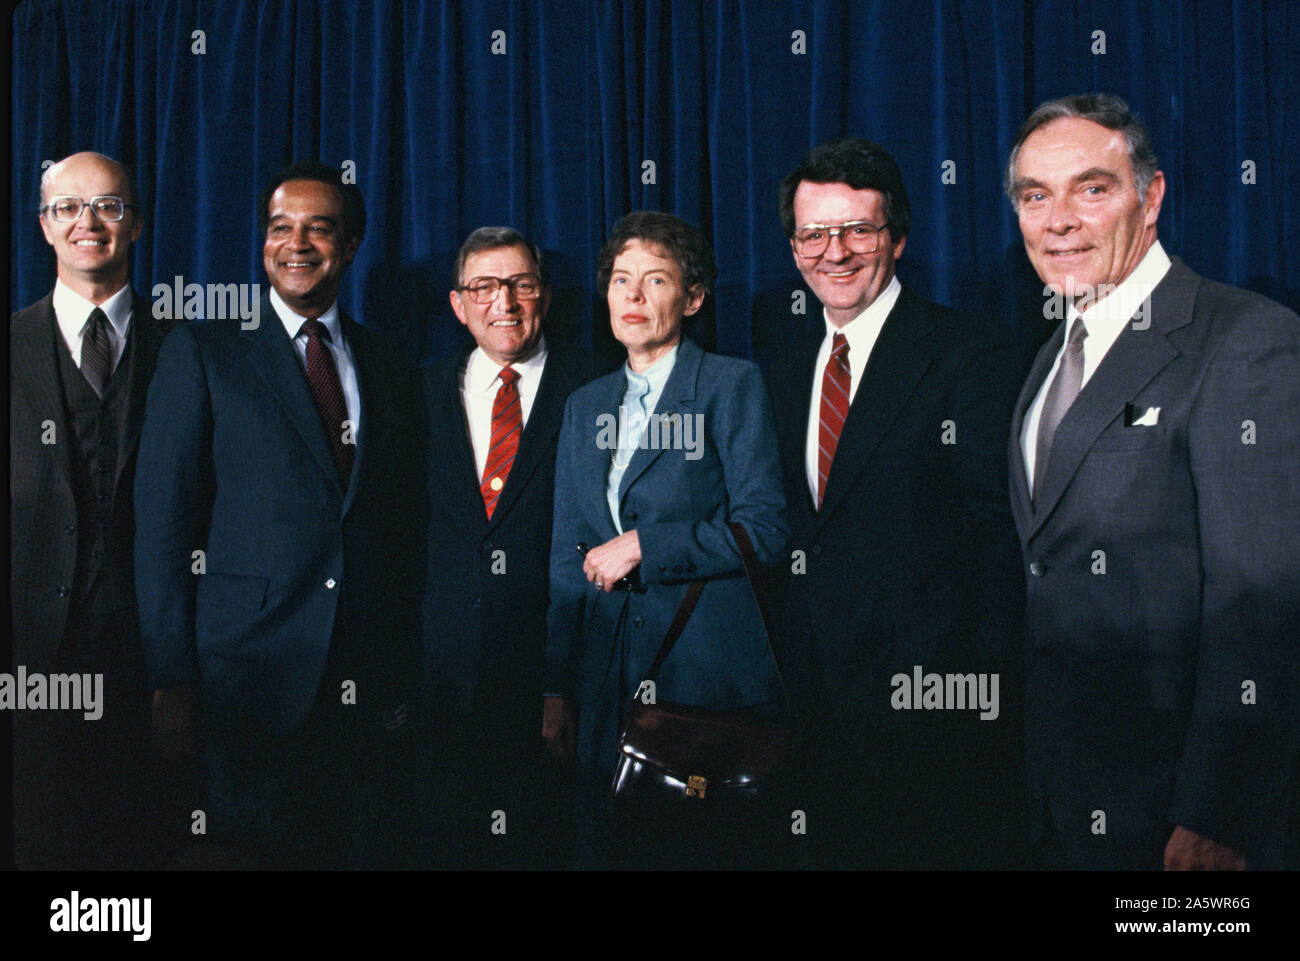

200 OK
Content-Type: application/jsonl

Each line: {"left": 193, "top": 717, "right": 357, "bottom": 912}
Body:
{"left": 1170, "top": 301, "right": 1300, "bottom": 862}
{"left": 134, "top": 324, "right": 214, "bottom": 690}
{"left": 543, "top": 394, "right": 588, "bottom": 697}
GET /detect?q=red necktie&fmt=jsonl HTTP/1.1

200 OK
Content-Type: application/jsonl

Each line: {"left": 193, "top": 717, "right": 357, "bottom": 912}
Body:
{"left": 481, "top": 366, "right": 521, "bottom": 518}
{"left": 817, "top": 332, "right": 851, "bottom": 509}
{"left": 300, "top": 319, "right": 354, "bottom": 486}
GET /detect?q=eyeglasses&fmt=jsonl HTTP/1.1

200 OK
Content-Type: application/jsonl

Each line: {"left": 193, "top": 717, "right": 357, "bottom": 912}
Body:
{"left": 792, "top": 221, "right": 892, "bottom": 258}
{"left": 41, "top": 195, "right": 136, "bottom": 223}
{"left": 457, "top": 274, "right": 544, "bottom": 304}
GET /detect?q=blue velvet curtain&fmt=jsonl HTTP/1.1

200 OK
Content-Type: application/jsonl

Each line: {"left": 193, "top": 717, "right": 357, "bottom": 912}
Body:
{"left": 10, "top": 0, "right": 1297, "bottom": 366}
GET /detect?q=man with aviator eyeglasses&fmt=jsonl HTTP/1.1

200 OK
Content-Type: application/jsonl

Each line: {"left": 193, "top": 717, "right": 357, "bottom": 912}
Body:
{"left": 10, "top": 151, "right": 180, "bottom": 868}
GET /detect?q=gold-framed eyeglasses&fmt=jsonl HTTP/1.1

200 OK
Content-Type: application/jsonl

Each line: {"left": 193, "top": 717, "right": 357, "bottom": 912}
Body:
{"left": 41, "top": 195, "right": 136, "bottom": 223}
{"left": 457, "top": 273, "right": 544, "bottom": 303}
{"left": 792, "top": 221, "right": 891, "bottom": 257}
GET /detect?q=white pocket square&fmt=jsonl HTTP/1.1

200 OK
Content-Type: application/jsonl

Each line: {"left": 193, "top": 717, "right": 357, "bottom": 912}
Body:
{"left": 1131, "top": 406, "right": 1160, "bottom": 426}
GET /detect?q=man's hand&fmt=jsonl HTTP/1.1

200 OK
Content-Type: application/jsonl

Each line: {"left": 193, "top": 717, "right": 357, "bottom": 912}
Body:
{"left": 542, "top": 696, "right": 576, "bottom": 762}
{"left": 1164, "top": 825, "right": 1246, "bottom": 871}
{"left": 583, "top": 530, "right": 641, "bottom": 592}
{"left": 152, "top": 684, "right": 197, "bottom": 762}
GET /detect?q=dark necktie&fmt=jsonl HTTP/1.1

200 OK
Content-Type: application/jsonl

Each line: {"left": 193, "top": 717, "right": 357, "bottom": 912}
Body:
{"left": 300, "top": 319, "right": 355, "bottom": 486}
{"left": 817, "top": 332, "right": 851, "bottom": 510}
{"left": 481, "top": 366, "right": 521, "bottom": 518}
{"left": 82, "top": 307, "right": 113, "bottom": 397}
{"left": 1033, "top": 317, "right": 1088, "bottom": 506}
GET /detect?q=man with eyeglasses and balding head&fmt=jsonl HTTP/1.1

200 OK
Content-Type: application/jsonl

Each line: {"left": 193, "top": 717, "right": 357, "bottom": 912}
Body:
{"left": 765, "top": 137, "right": 1028, "bottom": 869}
{"left": 10, "top": 151, "right": 181, "bottom": 868}
{"left": 413, "top": 227, "right": 606, "bottom": 868}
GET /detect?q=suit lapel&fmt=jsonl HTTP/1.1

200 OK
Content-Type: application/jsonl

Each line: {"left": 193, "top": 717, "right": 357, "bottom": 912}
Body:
{"left": 816, "top": 290, "right": 934, "bottom": 530}
{"left": 11, "top": 294, "right": 75, "bottom": 488}
{"left": 1008, "top": 322, "right": 1064, "bottom": 537}
{"left": 781, "top": 333, "right": 822, "bottom": 525}
{"left": 435, "top": 347, "right": 490, "bottom": 521}
{"left": 245, "top": 293, "right": 344, "bottom": 497}
{"left": 1025, "top": 264, "right": 1194, "bottom": 538}
{"left": 113, "top": 293, "right": 165, "bottom": 495}
{"left": 617, "top": 338, "right": 702, "bottom": 504}
{"left": 339, "top": 315, "right": 371, "bottom": 517}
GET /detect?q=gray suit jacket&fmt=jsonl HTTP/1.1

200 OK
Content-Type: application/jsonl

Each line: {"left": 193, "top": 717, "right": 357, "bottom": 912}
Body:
{"left": 1008, "top": 257, "right": 1300, "bottom": 868}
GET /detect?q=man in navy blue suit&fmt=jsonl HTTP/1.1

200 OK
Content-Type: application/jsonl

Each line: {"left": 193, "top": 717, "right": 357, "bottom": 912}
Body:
{"left": 766, "top": 139, "right": 1026, "bottom": 869}
{"left": 416, "top": 227, "right": 605, "bottom": 868}
{"left": 134, "top": 161, "right": 422, "bottom": 868}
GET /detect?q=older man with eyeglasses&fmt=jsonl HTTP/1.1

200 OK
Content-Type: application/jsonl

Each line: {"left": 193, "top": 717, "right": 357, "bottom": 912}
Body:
{"left": 411, "top": 227, "right": 606, "bottom": 868}
{"left": 10, "top": 151, "right": 183, "bottom": 868}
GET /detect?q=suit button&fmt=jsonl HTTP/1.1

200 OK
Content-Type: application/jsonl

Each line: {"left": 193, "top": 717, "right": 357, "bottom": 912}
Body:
{"left": 633, "top": 616, "right": 645, "bottom": 628}
{"left": 325, "top": 578, "right": 337, "bottom": 590}
{"left": 63, "top": 524, "right": 76, "bottom": 535}
{"left": 481, "top": 542, "right": 494, "bottom": 555}
{"left": 810, "top": 544, "right": 822, "bottom": 556}
{"left": 57, "top": 585, "right": 69, "bottom": 597}
{"left": 90, "top": 550, "right": 103, "bottom": 561}
{"left": 628, "top": 511, "right": 638, "bottom": 523}
{"left": 97, "top": 464, "right": 111, "bottom": 474}
{"left": 1029, "top": 561, "right": 1046, "bottom": 577}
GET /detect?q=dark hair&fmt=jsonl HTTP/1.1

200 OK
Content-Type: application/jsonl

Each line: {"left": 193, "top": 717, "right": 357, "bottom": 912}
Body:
{"left": 1005, "top": 93, "right": 1159, "bottom": 209}
{"left": 258, "top": 160, "right": 366, "bottom": 244}
{"left": 779, "top": 137, "right": 911, "bottom": 241}
{"left": 596, "top": 211, "right": 718, "bottom": 294}
{"left": 453, "top": 226, "right": 547, "bottom": 287}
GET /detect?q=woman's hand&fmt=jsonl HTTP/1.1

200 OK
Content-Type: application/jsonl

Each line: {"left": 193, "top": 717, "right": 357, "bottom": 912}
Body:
{"left": 583, "top": 530, "right": 641, "bottom": 591}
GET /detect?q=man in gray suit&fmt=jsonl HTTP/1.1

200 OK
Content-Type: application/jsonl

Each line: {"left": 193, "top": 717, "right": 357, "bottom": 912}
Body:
{"left": 1005, "top": 94, "right": 1300, "bottom": 869}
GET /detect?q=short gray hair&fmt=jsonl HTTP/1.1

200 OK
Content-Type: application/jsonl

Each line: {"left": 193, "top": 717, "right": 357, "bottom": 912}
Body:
{"left": 1004, "top": 93, "right": 1159, "bottom": 209}
{"left": 453, "top": 226, "right": 546, "bottom": 287}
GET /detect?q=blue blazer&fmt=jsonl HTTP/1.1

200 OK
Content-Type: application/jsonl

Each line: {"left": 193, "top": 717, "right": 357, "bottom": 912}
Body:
{"left": 134, "top": 293, "right": 423, "bottom": 750}
{"left": 544, "top": 337, "right": 789, "bottom": 770}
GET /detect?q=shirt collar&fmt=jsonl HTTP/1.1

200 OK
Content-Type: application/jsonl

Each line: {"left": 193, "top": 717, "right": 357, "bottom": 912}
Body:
{"left": 1067, "top": 240, "right": 1172, "bottom": 333}
{"left": 623, "top": 342, "right": 679, "bottom": 396}
{"left": 464, "top": 335, "right": 549, "bottom": 395}
{"left": 270, "top": 286, "right": 343, "bottom": 343}
{"left": 53, "top": 278, "right": 133, "bottom": 343}
{"left": 822, "top": 274, "right": 902, "bottom": 350}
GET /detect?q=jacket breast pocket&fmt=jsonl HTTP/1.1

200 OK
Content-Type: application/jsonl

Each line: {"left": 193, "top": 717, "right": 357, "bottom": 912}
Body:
{"left": 1090, "top": 423, "right": 1167, "bottom": 453}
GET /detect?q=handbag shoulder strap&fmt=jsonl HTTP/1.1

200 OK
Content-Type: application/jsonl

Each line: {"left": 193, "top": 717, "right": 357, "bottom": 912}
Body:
{"left": 638, "top": 523, "right": 787, "bottom": 700}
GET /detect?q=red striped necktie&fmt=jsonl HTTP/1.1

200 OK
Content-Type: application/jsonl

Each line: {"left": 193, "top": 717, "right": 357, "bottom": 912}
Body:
{"left": 817, "top": 332, "right": 851, "bottom": 509}
{"left": 481, "top": 366, "right": 521, "bottom": 518}
{"left": 300, "top": 319, "right": 354, "bottom": 486}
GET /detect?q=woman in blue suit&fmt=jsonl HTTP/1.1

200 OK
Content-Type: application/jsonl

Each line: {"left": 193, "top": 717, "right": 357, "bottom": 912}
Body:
{"left": 543, "top": 211, "right": 789, "bottom": 867}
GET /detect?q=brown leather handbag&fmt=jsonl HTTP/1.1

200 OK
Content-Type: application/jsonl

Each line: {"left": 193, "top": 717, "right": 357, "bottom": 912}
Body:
{"left": 611, "top": 522, "right": 793, "bottom": 808}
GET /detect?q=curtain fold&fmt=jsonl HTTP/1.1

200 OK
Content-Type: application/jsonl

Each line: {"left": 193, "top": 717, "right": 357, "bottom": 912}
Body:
{"left": 11, "top": 0, "right": 1297, "bottom": 365}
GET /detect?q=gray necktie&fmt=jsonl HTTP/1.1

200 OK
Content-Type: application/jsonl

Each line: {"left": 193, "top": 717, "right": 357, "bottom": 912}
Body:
{"left": 82, "top": 307, "right": 113, "bottom": 397}
{"left": 1033, "top": 316, "right": 1088, "bottom": 507}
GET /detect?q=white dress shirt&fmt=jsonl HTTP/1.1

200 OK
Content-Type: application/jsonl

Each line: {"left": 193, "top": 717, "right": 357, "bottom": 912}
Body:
{"left": 606, "top": 343, "right": 678, "bottom": 534}
{"left": 804, "top": 274, "right": 902, "bottom": 502}
{"left": 270, "top": 287, "right": 362, "bottom": 439}
{"left": 1020, "top": 241, "right": 1172, "bottom": 492}
{"left": 459, "top": 336, "right": 549, "bottom": 481}
{"left": 52, "top": 279, "right": 133, "bottom": 371}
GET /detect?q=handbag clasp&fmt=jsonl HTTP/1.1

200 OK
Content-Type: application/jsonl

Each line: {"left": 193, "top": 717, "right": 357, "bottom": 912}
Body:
{"left": 685, "top": 775, "right": 707, "bottom": 799}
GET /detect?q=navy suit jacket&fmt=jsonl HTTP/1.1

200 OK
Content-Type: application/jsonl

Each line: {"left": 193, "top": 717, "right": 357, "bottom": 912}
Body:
{"left": 766, "top": 285, "right": 1026, "bottom": 867}
{"left": 1009, "top": 257, "right": 1300, "bottom": 868}
{"left": 545, "top": 337, "right": 789, "bottom": 770}
{"left": 134, "top": 293, "right": 423, "bottom": 750}
{"left": 420, "top": 339, "right": 606, "bottom": 729}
